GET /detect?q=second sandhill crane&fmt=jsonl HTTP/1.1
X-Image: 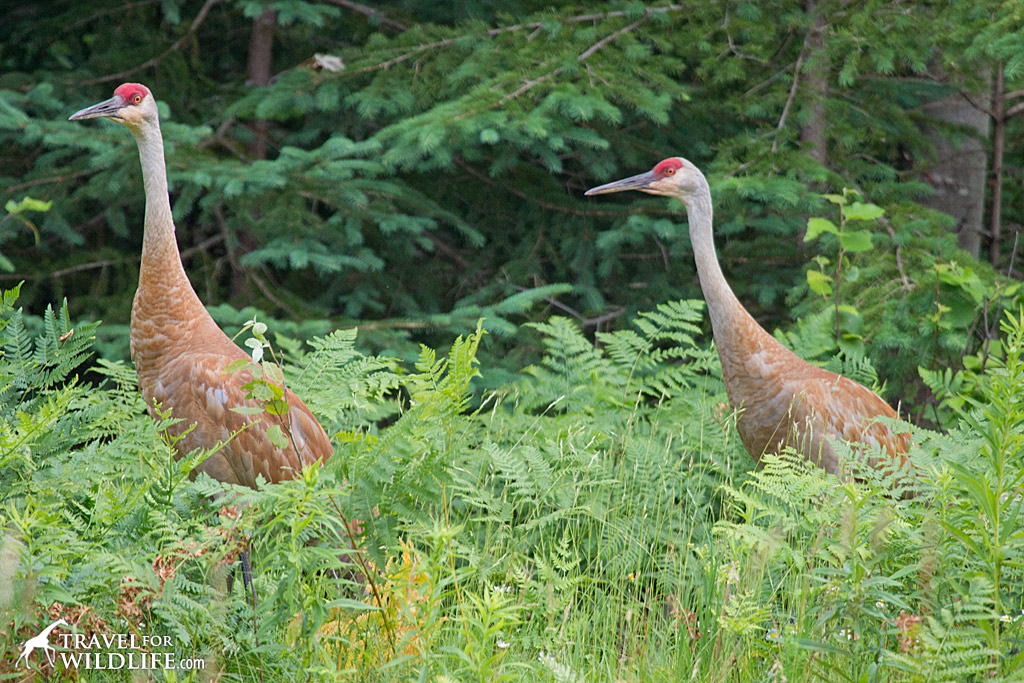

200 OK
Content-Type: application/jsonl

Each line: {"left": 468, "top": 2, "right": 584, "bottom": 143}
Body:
{"left": 586, "top": 157, "right": 910, "bottom": 473}
{"left": 69, "top": 83, "right": 333, "bottom": 487}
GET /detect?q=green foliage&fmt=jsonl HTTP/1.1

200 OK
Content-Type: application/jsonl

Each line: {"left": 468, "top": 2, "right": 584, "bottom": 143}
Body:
{"left": 2, "top": 0, "right": 1024, "bottom": 679}
{"left": 2, "top": 0, "right": 1020, "bottom": 422}
{"left": 4, "top": 280, "right": 1024, "bottom": 680}
{"left": 0, "top": 196, "right": 50, "bottom": 272}
{"left": 796, "top": 190, "right": 1023, "bottom": 423}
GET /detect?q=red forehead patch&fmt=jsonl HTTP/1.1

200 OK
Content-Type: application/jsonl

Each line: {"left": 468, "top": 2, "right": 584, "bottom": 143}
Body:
{"left": 113, "top": 83, "right": 150, "bottom": 103}
{"left": 653, "top": 158, "right": 683, "bottom": 177}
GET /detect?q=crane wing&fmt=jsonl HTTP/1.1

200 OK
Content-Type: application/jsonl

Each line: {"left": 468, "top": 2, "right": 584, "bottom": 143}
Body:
{"left": 801, "top": 371, "right": 911, "bottom": 458}
{"left": 140, "top": 350, "right": 334, "bottom": 488}
{"left": 722, "top": 332, "right": 910, "bottom": 472}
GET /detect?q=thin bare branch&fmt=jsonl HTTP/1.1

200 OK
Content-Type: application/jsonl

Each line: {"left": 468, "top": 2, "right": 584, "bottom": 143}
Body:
{"left": 880, "top": 218, "right": 912, "bottom": 291}
{"left": 577, "top": 14, "right": 647, "bottom": 62}
{"left": 67, "top": 0, "right": 159, "bottom": 30}
{"left": 0, "top": 234, "right": 225, "bottom": 282}
{"left": 454, "top": 13, "right": 648, "bottom": 121}
{"left": 1006, "top": 100, "right": 1024, "bottom": 119}
{"left": 771, "top": 48, "right": 805, "bottom": 153}
{"left": 959, "top": 91, "right": 994, "bottom": 117}
{"left": 77, "top": 0, "right": 220, "bottom": 86}
{"left": 324, "top": 0, "right": 407, "bottom": 31}
{"left": 5, "top": 169, "right": 94, "bottom": 193}
{"left": 744, "top": 60, "right": 797, "bottom": 97}
{"left": 454, "top": 158, "right": 674, "bottom": 218}
{"left": 350, "top": 5, "right": 684, "bottom": 76}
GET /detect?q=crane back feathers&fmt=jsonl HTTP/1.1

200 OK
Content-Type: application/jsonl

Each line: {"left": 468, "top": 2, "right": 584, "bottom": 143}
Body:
{"left": 131, "top": 272, "right": 332, "bottom": 488}
{"left": 716, "top": 302, "right": 909, "bottom": 472}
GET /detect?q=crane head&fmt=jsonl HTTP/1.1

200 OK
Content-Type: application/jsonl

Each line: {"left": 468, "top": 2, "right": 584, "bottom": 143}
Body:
{"left": 585, "top": 157, "right": 705, "bottom": 200}
{"left": 69, "top": 83, "right": 154, "bottom": 129}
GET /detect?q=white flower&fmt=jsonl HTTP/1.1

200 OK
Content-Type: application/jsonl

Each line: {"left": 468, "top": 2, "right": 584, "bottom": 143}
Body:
{"left": 496, "top": 638, "right": 510, "bottom": 649}
{"left": 765, "top": 629, "right": 782, "bottom": 643}
{"left": 538, "top": 651, "right": 581, "bottom": 683}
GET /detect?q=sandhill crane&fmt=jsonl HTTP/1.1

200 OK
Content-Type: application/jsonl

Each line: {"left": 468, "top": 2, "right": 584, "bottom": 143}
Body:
{"left": 70, "top": 83, "right": 333, "bottom": 487}
{"left": 586, "top": 157, "right": 910, "bottom": 473}
{"left": 69, "top": 83, "right": 346, "bottom": 594}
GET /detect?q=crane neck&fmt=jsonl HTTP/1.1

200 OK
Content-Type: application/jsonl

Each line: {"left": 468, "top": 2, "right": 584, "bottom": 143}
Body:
{"left": 131, "top": 120, "right": 185, "bottom": 279}
{"left": 680, "top": 181, "right": 750, "bottom": 337}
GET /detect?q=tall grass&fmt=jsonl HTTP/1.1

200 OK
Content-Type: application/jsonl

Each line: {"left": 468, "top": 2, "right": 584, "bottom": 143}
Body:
{"left": 2, "top": 291, "right": 1023, "bottom": 681}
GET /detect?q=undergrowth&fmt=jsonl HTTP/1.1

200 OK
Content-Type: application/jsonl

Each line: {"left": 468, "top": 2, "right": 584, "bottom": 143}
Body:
{"left": 1, "top": 286, "right": 1023, "bottom": 682}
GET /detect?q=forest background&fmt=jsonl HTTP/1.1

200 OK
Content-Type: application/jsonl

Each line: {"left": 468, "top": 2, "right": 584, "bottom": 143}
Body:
{"left": 2, "top": 1, "right": 1024, "bottom": 681}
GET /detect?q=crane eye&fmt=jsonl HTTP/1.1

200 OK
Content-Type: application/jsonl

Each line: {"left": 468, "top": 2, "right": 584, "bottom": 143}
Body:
{"left": 666, "top": 167, "right": 675, "bottom": 175}
{"left": 132, "top": 94, "right": 143, "bottom": 104}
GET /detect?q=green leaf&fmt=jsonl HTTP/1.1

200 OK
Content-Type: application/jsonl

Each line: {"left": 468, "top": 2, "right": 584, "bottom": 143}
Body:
{"left": 807, "top": 269, "right": 833, "bottom": 295}
{"left": 265, "top": 398, "right": 290, "bottom": 416}
{"left": 261, "top": 361, "right": 284, "bottom": 385}
{"left": 247, "top": 379, "right": 276, "bottom": 402}
{"left": 805, "top": 218, "right": 838, "bottom": 241}
{"left": 266, "top": 424, "right": 289, "bottom": 449}
{"left": 230, "top": 406, "right": 265, "bottom": 416}
{"left": 223, "top": 359, "right": 251, "bottom": 374}
{"left": 4, "top": 196, "right": 53, "bottom": 215}
{"left": 843, "top": 202, "right": 885, "bottom": 221}
{"left": 840, "top": 230, "right": 873, "bottom": 252}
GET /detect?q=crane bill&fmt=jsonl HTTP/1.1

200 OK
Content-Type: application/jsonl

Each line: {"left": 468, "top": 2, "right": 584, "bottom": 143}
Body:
{"left": 584, "top": 170, "right": 657, "bottom": 196}
{"left": 69, "top": 96, "right": 125, "bottom": 121}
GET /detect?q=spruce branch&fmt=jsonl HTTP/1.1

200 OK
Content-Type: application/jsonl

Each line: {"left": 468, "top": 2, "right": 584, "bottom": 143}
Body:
{"left": 454, "top": 13, "right": 649, "bottom": 121}
{"left": 576, "top": 14, "right": 648, "bottom": 62}
{"left": 351, "top": 5, "right": 683, "bottom": 76}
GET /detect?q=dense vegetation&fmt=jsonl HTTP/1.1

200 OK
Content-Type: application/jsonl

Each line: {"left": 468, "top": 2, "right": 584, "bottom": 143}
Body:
{"left": 2, "top": 0, "right": 1024, "bottom": 680}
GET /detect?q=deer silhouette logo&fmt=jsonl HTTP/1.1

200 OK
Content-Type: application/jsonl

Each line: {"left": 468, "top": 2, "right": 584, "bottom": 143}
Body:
{"left": 14, "top": 618, "right": 68, "bottom": 667}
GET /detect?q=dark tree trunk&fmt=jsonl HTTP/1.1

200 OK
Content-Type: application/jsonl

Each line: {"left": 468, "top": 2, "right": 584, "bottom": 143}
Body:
{"left": 247, "top": 5, "right": 277, "bottom": 160}
{"left": 230, "top": 5, "right": 277, "bottom": 299}
{"left": 919, "top": 76, "right": 990, "bottom": 259}
{"left": 990, "top": 67, "right": 1005, "bottom": 268}
{"left": 799, "top": 0, "right": 828, "bottom": 165}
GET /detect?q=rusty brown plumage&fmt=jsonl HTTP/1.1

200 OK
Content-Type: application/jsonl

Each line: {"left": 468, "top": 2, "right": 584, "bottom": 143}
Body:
{"left": 71, "top": 84, "right": 332, "bottom": 487}
{"left": 586, "top": 157, "right": 910, "bottom": 473}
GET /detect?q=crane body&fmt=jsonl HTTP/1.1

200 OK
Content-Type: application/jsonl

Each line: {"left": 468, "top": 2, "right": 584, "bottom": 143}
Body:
{"left": 587, "top": 157, "right": 909, "bottom": 473}
{"left": 70, "top": 83, "right": 332, "bottom": 487}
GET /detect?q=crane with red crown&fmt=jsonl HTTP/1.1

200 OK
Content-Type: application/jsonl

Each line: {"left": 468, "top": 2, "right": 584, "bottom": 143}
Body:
{"left": 587, "top": 157, "right": 910, "bottom": 474}
{"left": 70, "top": 83, "right": 333, "bottom": 487}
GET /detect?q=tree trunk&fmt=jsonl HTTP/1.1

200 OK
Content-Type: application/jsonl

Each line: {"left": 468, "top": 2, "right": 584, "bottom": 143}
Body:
{"left": 247, "top": 5, "right": 277, "bottom": 160}
{"left": 799, "top": 0, "right": 828, "bottom": 165}
{"left": 989, "top": 66, "right": 1004, "bottom": 268}
{"left": 919, "top": 77, "right": 990, "bottom": 259}
{"left": 230, "top": 5, "right": 277, "bottom": 299}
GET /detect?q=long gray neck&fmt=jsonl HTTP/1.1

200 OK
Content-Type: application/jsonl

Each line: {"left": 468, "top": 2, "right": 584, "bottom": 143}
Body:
{"left": 131, "top": 120, "right": 183, "bottom": 275}
{"left": 683, "top": 180, "right": 746, "bottom": 336}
